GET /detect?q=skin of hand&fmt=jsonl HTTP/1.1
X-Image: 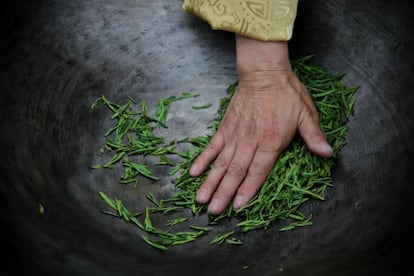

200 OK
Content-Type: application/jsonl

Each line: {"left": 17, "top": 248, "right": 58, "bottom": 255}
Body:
{"left": 189, "top": 34, "right": 333, "bottom": 215}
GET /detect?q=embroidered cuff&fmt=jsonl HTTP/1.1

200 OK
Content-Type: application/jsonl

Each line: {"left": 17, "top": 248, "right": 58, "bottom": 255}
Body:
{"left": 183, "top": 0, "right": 298, "bottom": 41}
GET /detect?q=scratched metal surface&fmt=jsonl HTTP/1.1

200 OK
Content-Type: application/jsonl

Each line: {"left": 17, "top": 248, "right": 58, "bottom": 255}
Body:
{"left": 0, "top": 0, "right": 413, "bottom": 275}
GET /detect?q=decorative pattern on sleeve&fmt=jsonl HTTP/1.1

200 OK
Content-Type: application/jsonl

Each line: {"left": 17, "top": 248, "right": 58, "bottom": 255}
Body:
{"left": 182, "top": 0, "right": 298, "bottom": 41}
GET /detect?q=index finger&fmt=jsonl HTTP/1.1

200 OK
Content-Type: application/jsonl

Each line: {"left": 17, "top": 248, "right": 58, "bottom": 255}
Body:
{"left": 189, "top": 132, "right": 224, "bottom": 177}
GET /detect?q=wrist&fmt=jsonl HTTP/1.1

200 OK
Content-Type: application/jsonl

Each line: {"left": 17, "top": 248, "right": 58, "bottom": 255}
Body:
{"left": 235, "top": 35, "right": 291, "bottom": 75}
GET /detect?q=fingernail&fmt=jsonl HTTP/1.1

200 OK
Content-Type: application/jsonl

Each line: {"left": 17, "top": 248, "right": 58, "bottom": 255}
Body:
{"left": 319, "top": 143, "right": 333, "bottom": 155}
{"left": 233, "top": 195, "right": 244, "bottom": 210}
{"left": 189, "top": 164, "right": 199, "bottom": 176}
{"left": 196, "top": 188, "right": 208, "bottom": 203}
{"left": 208, "top": 198, "right": 221, "bottom": 215}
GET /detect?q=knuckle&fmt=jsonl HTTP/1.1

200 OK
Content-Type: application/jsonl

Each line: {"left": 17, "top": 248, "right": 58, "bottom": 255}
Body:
{"left": 227, "top": 163, "right": 245, "bottom": 177}
{"left": 201, "top": 180, "right": 216, "bottom": 190}
{"left": 302, "top": 105, "right": 319, "bottom": 122}
{"left": 308, "top": 108, "right": 319, "bottom": 122}
{"left": 248, "top": 161, "right": 266, "bottom": 176}
{"left": 236, "top": 180, "right": 263, "bottom": 201}
{"left": 213, "top": 157, "right": 227, "bottom": 169}
{"left": 260, "top": 128, "right": 287, "bottom": 152}
{"left": 207, "top": 140, "right": 220, "bottom": 152}
{"left": 308, "top": 130, "right": 324, "bottom": 143}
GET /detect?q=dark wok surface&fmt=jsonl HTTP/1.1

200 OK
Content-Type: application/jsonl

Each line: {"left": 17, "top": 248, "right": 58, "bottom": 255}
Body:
{"left": 1, "top": 0, "right": 413, "bottom": 275}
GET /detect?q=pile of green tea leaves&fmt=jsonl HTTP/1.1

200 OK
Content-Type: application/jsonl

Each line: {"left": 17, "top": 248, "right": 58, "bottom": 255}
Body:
{"left": 91, "top": 56, "right": 357, "bottom": 251}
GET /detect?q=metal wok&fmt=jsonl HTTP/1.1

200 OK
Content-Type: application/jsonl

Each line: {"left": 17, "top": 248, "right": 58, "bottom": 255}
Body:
{"left": 1, "top": 0, "right": 413, "bottom": 275}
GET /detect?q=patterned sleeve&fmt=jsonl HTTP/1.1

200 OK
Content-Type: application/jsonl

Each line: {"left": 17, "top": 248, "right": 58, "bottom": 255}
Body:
{"left": 182, "top": 0, "right": 298, "bottom": 41}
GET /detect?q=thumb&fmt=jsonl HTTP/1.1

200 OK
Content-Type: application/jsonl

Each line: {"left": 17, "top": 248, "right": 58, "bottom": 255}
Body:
{"left": 298, "top": 115, "right": 333, "bottom": 157}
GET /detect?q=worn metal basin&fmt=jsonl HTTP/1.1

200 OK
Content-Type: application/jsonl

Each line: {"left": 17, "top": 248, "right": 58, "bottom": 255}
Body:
{"left": 1, "top": 0, "right": 413, "bottom": 275}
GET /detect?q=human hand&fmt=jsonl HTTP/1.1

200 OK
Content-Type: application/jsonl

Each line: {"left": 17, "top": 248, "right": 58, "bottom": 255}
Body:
{"left": 189, "top": 35, "right": 333, "bottom": 215}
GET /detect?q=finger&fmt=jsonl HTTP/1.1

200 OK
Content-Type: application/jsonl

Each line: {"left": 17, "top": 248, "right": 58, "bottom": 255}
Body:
{"left": 232, "top": 149, "right": 280, "bottom": 210}
{"left": 190, "top": 132, "right": 224, "bottom": 177}
{"left": 195, "top": 141, "right": 236, "bottom": 204}
{"left": 207, "top": 144, "right": 256, "bottom": 215}
{"left": 298, "top": 109, "right": 333, "bottom": 157}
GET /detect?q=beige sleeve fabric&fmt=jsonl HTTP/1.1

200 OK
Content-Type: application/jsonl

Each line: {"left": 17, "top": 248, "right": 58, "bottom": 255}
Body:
{"left": 182, "top": 0, "right": 298, "bottom": 41}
